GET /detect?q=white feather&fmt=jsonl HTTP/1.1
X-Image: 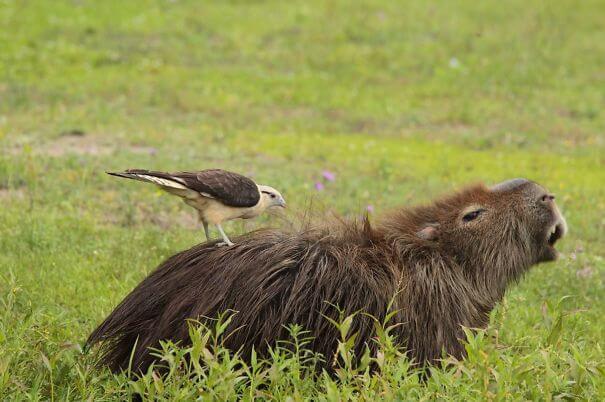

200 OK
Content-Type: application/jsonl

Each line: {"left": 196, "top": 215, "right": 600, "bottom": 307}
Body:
{"left": 136, "top": 174, "right": 188, "bottom": 189}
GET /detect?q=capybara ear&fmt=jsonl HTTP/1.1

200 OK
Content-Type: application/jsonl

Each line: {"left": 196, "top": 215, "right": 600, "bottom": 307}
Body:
{"left": 490, "top": 178, "right": 530, "bottom": 192}
{"left": 417, "top": 224, "right": 439, "bottom": 241}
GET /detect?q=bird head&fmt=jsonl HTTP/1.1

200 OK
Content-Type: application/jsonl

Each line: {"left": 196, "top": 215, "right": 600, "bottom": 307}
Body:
{"left": 258, "top": 185, "right": 286, "bottom": 209}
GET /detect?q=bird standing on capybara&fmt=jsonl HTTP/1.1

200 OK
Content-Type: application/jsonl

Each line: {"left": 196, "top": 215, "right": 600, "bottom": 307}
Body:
{"left": 87, "top": 178, "right": 567, "bottom": 374}
{"left": 106, "top": 168, "right": 286, "bottom": 246}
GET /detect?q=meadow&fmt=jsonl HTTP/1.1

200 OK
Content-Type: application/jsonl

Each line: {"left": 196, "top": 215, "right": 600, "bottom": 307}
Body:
{"left": 1, "top": 0, "right": 604, "bottom": 400}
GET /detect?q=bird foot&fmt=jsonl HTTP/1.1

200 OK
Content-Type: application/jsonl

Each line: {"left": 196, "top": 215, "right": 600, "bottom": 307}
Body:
{"left": 216, "top": 241, "right": 234, "bottom": 247}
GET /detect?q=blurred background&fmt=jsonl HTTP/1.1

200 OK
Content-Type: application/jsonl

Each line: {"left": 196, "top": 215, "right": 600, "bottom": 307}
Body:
{"left": 0, "top": 0, "right": 603, "bottom": 398}
{"left": 2, "top": 0, "right": 603, "bottom": 244}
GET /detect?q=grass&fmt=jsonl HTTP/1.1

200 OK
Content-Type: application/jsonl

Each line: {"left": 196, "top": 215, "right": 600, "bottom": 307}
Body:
{"left": 1, "top": 0, "right": 604, "bottom": 400}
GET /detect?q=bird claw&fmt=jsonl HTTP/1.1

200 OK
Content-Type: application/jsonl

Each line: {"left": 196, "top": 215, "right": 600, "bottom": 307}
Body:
{"left": 216, "top": 241, "right": 234, "bottom": 247}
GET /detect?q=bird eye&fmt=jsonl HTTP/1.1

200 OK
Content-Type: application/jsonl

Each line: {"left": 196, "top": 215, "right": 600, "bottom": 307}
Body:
{"left": 462, "top": 209, "right": 485, "bottom": 222}
{"left": 270, "top": 194, "right": 276, "bottom": 199}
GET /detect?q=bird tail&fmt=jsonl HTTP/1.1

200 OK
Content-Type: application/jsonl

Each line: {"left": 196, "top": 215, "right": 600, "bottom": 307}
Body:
{"left": 106, "top": 169, "right": 188, "bottom": 189}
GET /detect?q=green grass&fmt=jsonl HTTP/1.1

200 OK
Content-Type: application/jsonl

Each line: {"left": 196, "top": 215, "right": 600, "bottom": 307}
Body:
{"left": 1, "top": 0, "right": 604, "bottom": 400}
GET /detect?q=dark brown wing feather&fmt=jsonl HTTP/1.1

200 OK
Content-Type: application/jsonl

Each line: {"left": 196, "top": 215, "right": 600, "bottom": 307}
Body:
{"left": 175, "top": 169, "right": 260, "bottom": 207}
{"left": 119, "top": 168, "right": 260, "bottom": 207}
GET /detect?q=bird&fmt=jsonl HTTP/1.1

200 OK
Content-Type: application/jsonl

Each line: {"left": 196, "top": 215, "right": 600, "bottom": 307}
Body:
{"left": 107, "top": 168, "right": 286, "bottom": 246}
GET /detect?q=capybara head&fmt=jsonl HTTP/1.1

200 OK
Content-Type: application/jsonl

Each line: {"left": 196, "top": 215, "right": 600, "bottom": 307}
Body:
{"left": 88, "top": 178, "right": 568, "bottom": 375}
{"left": 382, "top": 178, "right": 567, "bottom": 293}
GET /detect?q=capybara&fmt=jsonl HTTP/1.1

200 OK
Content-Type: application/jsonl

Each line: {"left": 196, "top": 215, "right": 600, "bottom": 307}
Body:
{"left": 87, "top": 178, "right": 567, "bottom": 374}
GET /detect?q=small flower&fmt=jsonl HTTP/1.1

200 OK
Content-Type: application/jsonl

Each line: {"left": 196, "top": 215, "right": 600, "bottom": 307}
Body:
{"left": 449, "top": 57, "right": 460, "bottom": 69}
{"left": 322, "top": 170, "right": 336, "bottom": 182}
{"left": 314, "top": 182, "right": 325, "bottom": 191}
{"left": 576, "top": 266, "right": 593, "bottom": 279}
{"left": 366, "top": 204, "right": 374, "bottom": 213}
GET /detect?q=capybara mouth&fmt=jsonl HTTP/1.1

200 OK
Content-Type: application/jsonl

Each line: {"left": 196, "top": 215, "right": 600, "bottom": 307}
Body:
{"left": 539, "top": 220, "right": 567, "bottom": 263}
{"left": 547, "top": 222, "right": 565, "bottom": 247}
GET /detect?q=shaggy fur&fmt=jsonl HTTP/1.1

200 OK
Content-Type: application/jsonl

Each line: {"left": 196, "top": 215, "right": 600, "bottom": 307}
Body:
{"left": 87, "top": 179, "right": 567, "bottom": 374}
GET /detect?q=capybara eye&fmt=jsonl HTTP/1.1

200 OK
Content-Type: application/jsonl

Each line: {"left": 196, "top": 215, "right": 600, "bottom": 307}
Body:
{"left": 462, "top": 209, "right": 485, "bottom": 222}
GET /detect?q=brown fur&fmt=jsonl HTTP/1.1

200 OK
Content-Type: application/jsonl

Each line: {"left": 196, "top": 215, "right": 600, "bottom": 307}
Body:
{"left": 87, "top": 179, "right": 566, "bottom": 373}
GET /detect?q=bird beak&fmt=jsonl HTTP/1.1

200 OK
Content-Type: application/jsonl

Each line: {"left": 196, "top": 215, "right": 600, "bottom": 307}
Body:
{"left": 279, "top": 199, "right": 287, "bottom": 208}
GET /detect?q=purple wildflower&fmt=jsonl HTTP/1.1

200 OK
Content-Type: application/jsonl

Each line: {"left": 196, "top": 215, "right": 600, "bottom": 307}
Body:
{"left": 366, "top": 204, "right": 374, "bottom": 213}
{"left": 314, "top": 182, "right": 325, "bottom": 191}
{"left": 322, "top": 170, "right": 336, "bottom": 182}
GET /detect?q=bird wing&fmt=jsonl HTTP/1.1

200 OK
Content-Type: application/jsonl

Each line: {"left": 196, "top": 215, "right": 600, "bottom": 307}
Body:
{"left": 107, "top": 169, "right": 260, "bottom": 208}
{"left": 171, "top": 169, "right": 260, "bottom": 208}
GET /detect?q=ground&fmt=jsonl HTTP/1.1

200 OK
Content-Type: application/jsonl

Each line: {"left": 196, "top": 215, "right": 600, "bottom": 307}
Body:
{"left": 0, "top": 0, "right": 604, "bottom": 400}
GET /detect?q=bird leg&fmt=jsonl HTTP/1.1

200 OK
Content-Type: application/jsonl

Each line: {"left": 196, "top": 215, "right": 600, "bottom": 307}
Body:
{"left": 216, "top": 223, "right": 234, "bottom": 247}
{"left": 198, "top": 210, "right": 210, "bottom": 242}
{"left": 200, "top": 221, "right": 210, "bottom": 242}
